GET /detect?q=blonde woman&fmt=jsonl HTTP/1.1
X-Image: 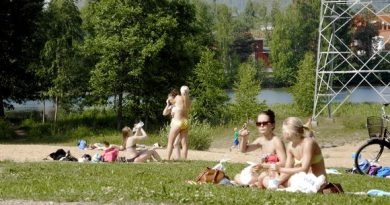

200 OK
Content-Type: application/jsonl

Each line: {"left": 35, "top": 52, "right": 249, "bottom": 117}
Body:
{"left": 234, "top": 110, "right": 286, "bottom": 187}
{"left": 162, "top": 89, "right": 181, "bottom": 159}
{"left": 260, "top": 117, "right": 327, "bottom": 188}
{"left": 121, "top": 125, "right": 161, "bottom": 163}
{"left": 163, "top": 86, "right": 191, "bottom": 160}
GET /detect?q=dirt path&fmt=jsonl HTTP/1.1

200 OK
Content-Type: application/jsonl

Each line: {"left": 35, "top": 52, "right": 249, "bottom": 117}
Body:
{"left": 0, "top": 142, "right": 365, "bottom": 168}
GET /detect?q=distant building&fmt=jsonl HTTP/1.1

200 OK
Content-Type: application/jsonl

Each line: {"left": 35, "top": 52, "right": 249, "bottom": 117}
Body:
{"left": 253, "top": 39, "right": 272, "bottom": 72}
{"left": 376, "top": 14, "right": 390, "bottom": 50}
{"left": 351, "top": 13, "right": 390, "bottom": 54}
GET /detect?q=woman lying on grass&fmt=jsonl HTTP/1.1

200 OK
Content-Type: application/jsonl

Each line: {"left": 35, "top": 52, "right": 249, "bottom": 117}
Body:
{"left": 258, "top": 117, "right": 327, "bottom": 189}
{"left": 234, "top": 110, "right": 286, "bottom": 187}
{"left": 120, "top": 124, "right": 161, "bottom": 163}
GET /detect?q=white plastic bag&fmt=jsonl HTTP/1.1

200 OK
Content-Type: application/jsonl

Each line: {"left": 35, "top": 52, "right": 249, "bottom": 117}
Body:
{"left": 212, "top": 159, "right": 230, "bottom": 171}
{"left": 239, "top": 161, "right": 258, "bottom": 185}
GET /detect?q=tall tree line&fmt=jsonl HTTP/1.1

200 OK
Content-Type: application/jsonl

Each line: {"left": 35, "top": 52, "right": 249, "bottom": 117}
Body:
{"left": 1, "top": 0, "right": 327, "bottom": 126}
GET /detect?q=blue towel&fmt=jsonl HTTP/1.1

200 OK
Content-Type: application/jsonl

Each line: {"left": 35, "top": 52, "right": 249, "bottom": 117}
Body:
{"left": 367, "top": 189, "right": 390, "bottom": 196}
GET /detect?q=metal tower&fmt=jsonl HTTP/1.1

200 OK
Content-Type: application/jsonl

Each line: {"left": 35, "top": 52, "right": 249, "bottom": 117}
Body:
{"left": 313, "top": 0, "right": 390, "bottom": 119}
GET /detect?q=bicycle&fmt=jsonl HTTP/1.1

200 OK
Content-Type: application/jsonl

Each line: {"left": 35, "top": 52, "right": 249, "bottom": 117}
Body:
{"left": 354, "top": 103, "right": 390, "bottom": 175}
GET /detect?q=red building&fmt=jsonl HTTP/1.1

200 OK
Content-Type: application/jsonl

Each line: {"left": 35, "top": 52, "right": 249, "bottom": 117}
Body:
{"left": 253, "top": 39, "right": 272, "bottom": 72}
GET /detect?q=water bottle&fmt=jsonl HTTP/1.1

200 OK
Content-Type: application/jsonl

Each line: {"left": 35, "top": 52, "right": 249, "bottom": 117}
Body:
{"left": 267, "top": 163, "right": 279, "bottom": 189}
{"left": 137, "top": 121, "right": 144, "bottom": 128}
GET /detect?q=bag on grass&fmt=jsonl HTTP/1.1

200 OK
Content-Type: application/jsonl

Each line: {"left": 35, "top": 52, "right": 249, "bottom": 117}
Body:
{"left": 102, "top": 147, "right": 118, "bottom": 162}
{"left": 195, "top": 167, "right": 228, "bottom": 184}
{"left": 49, "top": 149, "right": 66, "bottom": 160}
{"left": 368, "top": 165, "right": 382, "bottom": 176}
{"left": 376, "top": 167, "right": 390, "bottom": 177}
{"left": 352, "top": 159, "right": 370, "bottom": 174}
{"left": 59, "top": 150, "right": 78, "bottom": 162}
{"left": 77, "top": 139, "right": 87, "bottom": 150}
{"left": 318, "top": 182, "right": 344, "bottom": 194}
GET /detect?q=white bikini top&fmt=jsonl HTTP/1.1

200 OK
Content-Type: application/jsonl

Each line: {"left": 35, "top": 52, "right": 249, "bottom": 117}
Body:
{"left": 170, "top": 105, "right": 182, "bottom": 115}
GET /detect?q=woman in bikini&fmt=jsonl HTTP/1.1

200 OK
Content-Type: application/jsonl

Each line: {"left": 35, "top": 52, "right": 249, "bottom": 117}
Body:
{"left": 234, "top": 109, "right": 286, "bottom": 187}
{"left": 163, "top": 86, "right": 191, "bottom": 160}
{"left": 120, "top": 125, "right": 161, "bottom": 163}
{"left": 162, "top": 89, "right": 182, "bottom": 159}
{"left": 259, "top": 117, "right": 327, "bottom": 188}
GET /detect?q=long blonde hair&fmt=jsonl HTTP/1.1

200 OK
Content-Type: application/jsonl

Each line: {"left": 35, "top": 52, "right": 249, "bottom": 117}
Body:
{"left": 283, "top": 117, "right": 314, "bottom": 138}
{"left": 180, "top": 85, "right": 191, "bottom": 113}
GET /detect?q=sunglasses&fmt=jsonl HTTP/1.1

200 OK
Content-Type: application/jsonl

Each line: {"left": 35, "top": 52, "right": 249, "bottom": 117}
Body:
{"left": 256, "top": 121, "right": 270, "bottom": 126}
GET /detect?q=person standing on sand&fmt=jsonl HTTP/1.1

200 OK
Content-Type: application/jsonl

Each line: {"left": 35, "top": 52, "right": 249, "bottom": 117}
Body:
{"left": 163, "top": 86, "right": 191, "bottom": 160}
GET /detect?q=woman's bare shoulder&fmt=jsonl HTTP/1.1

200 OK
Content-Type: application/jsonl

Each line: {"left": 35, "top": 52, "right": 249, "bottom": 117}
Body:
{"left": 272, "top": 135, "right": 283, "bottom": 142}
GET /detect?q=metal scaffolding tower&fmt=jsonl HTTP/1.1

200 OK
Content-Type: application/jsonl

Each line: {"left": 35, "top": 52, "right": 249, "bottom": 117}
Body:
{"left": 313, "top": 0, "right": 390, "bottom": 119}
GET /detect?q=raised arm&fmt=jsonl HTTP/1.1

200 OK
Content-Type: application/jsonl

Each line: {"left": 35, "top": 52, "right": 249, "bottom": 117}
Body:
{"left": 239, "top": 129, "right": 262, "bottom": 153}
{"left": 163, "top": 100, "right": 172, "bottom": 116}
{"left": 132, "top": 127, "right": 148, "bottom": 141}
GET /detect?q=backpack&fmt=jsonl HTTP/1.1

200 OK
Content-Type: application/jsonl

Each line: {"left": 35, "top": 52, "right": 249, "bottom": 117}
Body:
{"left": 102, "top": 147, "right": 119, "bottom": 162}
{"left": 353, "top": 159, "right": 370, "bottom": 174}
{"left": 78, "top": 139, "right": 87, "bottom": 150}
{"left": 49, "top": 149, "right": 66, "bottom": 160}
{"left": 195, "top": 167, "right": 228, "bottom": 184}
{"left": 376, "top": 167, "right": 390, "bottom": 177}
{"left": 59, "top": 150, "right": 78, "bottom": 162}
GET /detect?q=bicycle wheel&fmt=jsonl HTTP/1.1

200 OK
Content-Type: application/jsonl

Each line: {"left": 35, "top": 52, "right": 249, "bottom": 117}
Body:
{"left": 354, "top": 139, "right": 390, "bottom": 175}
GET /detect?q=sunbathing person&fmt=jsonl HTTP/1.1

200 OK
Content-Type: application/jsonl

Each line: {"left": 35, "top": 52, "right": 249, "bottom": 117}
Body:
{"left": 121, "top": 124, "right": 161, "bottom": 163}
{"left": 234, "top": 110, "right": 286, "bottom": 187}
{"left": 259, "top": 117, "right": 327, "bottom": 189}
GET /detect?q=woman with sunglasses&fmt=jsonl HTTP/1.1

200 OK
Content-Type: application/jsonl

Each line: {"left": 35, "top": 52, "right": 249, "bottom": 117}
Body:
{"left": 234, "top": 109, "right": 286, "bottom": 187}
{"left": 258, "top": 117, "right": 327, "bottom": 189}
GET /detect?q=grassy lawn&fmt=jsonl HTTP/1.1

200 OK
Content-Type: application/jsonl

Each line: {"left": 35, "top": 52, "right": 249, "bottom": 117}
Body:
{"left": 0, "top": 161, "right": 389, "bottom": 204}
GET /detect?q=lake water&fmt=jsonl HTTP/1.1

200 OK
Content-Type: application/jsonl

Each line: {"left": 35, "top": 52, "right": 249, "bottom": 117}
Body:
{"left": 9, "top": 86, "right": 390, "bottom": 111}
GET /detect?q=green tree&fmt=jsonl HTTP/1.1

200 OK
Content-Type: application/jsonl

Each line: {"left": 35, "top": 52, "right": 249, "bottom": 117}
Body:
{"left": 291, "top": 52, "right": 316, "bottom": 115}
{"left": 39, "top": 0, "right": 83, "bottom": 121}
{"left": 0, "top": 0, "right": 44, "bottom": 117}
{"left": 270, "top": 0, "right": 320, "bottom": 86}
{"left": 270, "top": 0, "right": 281, "bottom": 26}
{"left": 242, "top": 0, "right": 256, "bottom": 29}
{"left": 83, "top": 0, "right": 203, "bottom": 129}
{"left": 230, "top": 61, "right": 265, "bottom": 123}
{"left": 214, "top": 4, "right": 234, "bottom": 76}
{"left": 191, "top": 49, "right": 229, "bottom": 124}
{"left": 269, "top": 10, "right": 296, "bottom": 86}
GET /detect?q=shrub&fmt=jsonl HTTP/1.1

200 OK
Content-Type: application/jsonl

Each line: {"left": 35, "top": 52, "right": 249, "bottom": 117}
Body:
{"left": 158, "top": 120, "right": 212, "bottom": 151}
{"left": 0, "top": 119, "right": 14, "bottom": 140}
{"left": 188, "top": 121, "right": 213, "bottom": 150}
{"left": 68, "top": 126, "right": 92, "bottom": 140}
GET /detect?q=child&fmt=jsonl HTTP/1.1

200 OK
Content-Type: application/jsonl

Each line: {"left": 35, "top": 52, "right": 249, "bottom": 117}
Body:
{"left": 230, "top": 127, "right": 239, "bottom": 151}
